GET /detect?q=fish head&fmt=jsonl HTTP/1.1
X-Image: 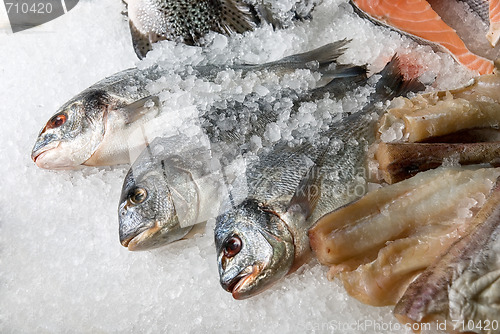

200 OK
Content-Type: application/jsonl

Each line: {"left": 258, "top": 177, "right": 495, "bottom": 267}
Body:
{"left": 118, "top": 154, "right": 194, "bottom": 251}
{"left": 215, "top": 199, "right": 295, "bottom": 299}
{"left": 31, "top": 89, "right": 110, "bottom": 169}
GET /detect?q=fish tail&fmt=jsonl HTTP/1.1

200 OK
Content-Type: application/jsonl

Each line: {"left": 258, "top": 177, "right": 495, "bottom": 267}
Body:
{"left": 373, "top": 56, "right": 425, "bottom": 101}
{"left": 282, "top": 40, "right": 351, "bottom": 68}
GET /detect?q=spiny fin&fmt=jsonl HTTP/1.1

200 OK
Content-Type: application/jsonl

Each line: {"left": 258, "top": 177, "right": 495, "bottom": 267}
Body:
{"left": 373, "top": 55, "right": 425, "bottom": 101}
{"left": 129, "top": 21, "right": 152, "bottom": 59}
{"left": 218, "top": 0, "right": 260, "bottom": 35}
{"left": 122, "top": 96, "right": 160, "bottom": 124}
{"left": 287, "top": 165, "right": 322, "bottom": 219}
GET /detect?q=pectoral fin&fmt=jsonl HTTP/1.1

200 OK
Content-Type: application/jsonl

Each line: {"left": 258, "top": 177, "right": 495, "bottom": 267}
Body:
{"left": 287, "top": 165, "right": 322, "bottom": 219}
{"left": 122, "top": 96, "right": 160, "bottom": 125}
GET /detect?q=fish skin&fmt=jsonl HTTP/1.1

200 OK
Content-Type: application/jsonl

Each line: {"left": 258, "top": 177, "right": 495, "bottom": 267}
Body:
{"left": 124, "top": 0, "right": 321, "bottom": 59}
{"left": 31, "top": 41, "right": 354, "bottom": 170}
{"left": 118, "top": 49, "right": 369, "bottom": 251}
{"left": 125, "top": 0, "right": 259, "bottom": 59}
{"left": 214, "top": 57, "right": 425, "bottom": 299}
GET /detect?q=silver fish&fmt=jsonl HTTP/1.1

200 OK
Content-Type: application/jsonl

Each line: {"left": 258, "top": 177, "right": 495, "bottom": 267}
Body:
{"left": 124, "top": 0, "right": 320, "bottom": 59}
{"left": 31, "top": 41, "right": 351, "bottom": 170}
{"left": 118, "top": 59, "right": 368, "bottom": 250}
{"left": 214, "top": 57, "right": 424, "bottom": 299}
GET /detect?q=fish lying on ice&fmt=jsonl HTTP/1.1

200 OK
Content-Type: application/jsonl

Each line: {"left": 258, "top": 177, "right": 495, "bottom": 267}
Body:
{"left": 214, "top": 57, "right": 424, "bottom": 299}
{"left": 351, "top": 0, "right": 500, "bottom": 74}
{"left": 31, "top": 41, "right": 351, "bottom": 170}
{"left": 394, "top": 177, "right": 500, "bottom": 334}
{"left": 124, "top": 0, "right": 320, "bottom": 58}
{"left": 119, "top": 57, "right": 370, "bottom": 250}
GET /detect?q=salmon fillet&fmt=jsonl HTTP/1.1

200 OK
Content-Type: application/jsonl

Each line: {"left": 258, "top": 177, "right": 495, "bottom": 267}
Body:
{"left": 353, "top": 0, "right": 495, "bottom": 74}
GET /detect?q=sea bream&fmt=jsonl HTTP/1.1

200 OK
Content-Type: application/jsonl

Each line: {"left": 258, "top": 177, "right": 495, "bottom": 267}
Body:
{"left": 31, "top": 41, "right": 352, "bottom": 170}
{"left": 124, "top": 0, "right": 320, "bottom": 58}
{"left": 118, "top": 56, "right": 369, "bottom": 250}
{"left": 214, "top": 58, "right": 424, "bottom": 299}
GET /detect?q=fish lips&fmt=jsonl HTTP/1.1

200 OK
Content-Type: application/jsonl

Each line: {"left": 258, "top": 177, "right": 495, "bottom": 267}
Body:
{"left": 31, "top": 140, "right": 60, "bottom": 168}
{"left": 120, "top": 221, "right": 161, "bottom": 251}
{"left": 221, "top": 265, "right": 262, "bottom": 300}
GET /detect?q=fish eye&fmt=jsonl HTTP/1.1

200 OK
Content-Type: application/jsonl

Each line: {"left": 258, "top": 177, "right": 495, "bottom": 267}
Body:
{"left": 223, "top": 235, "right": 242, "bottom": 258}
{"left": 129, "top": 187, "right": 148, "bottom": 205}
{"left": 47, "top": 113, "right": 67, "bottom": 129}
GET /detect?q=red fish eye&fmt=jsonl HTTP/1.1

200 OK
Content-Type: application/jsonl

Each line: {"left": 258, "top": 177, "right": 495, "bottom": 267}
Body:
{"left": 223, "top": 236, "right": 242, "bottom": 258}
{"left": 47, "top": 114, "right": 67, "bottom": 129}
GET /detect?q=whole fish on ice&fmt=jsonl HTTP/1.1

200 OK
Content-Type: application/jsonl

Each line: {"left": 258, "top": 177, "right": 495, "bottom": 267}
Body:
{"left": 214, "top": 58, "right": 424, "bottom": 299}
{"left": 118, "top": 52, "right": 368, "bottom": 250}
{"left": 31, "top": 41, "right": 350, "bottom": 170}
{"left": 124, "top": 0, "right": 320, "bottom": 58}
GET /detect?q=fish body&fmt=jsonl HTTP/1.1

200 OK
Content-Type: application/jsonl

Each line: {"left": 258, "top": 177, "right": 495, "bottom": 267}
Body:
{"left": 31, "top": 41, "right": 352, "bottom": 170}
{"left": 214, "top": 58, "right": 424, "bottom": 299}
{"left": 125, "top": 0, "right": 320, "bottom": 58}
{"left": 118, "top": 51, "right": 369, "bottom": 250}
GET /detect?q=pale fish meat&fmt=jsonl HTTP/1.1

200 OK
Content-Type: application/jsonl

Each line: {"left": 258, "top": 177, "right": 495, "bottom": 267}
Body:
{"left": 309, "top": 167, "right": 500, "bottom": 307}
{"left": 378, "top": 69, "right": 500, "bottom": 143}
{"left": 394, "top": 176, "right": 500, "bottom": 334}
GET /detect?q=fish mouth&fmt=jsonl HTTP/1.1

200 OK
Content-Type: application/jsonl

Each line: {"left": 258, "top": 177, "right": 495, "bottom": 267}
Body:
{"left": 31, "top": 142, "right": 59, "bottom": 168}
{"left": 120, "top": 222, "right": 161, "bottom": 251}
{"left": 226, "top": 265, "right": 261, "bottom": 300}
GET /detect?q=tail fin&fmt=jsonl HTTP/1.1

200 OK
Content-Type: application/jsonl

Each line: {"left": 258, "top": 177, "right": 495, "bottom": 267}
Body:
{"left": 306, "top": 64, "right": 368, "bottom": 101}
{"left": 280, "top": 40, "right": 351, "bottom": 69}
{"left": 372, "top": 55, "right": 425, "bottom": 101}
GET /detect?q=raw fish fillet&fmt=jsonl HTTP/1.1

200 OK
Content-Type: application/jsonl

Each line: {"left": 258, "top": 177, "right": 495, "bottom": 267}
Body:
{"left": 378, "top": 71, "right": 500, "bottom": 143}
{"left": 309, "top": 167, "right": 500, "bottom": 307}
{"left": 352, "top": 0, "right": 495, "bottom": 74}
{"left": 395, "top": 177, "right": 500, "bottom": 334}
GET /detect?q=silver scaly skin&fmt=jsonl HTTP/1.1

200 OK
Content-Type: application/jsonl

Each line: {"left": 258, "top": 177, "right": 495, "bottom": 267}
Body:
{"left": 118, "top": 46, "right": 369, "bottom": 250}
{"left": 31, "top": 41, "right": 353, "bottom": 170}
{"left": 214, "top": 57, "right": 424, "bottom": 299}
